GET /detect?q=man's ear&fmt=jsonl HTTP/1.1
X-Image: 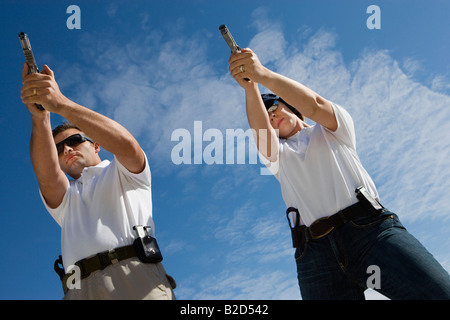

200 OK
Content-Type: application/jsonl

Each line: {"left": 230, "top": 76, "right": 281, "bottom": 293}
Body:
{"left": 94, "top": 142, "right": 101, "bottom": 154}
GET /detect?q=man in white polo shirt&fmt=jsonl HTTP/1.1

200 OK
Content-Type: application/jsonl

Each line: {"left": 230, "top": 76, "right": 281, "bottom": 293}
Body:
{"left": 228, "top": 48, "right": 450, "bottom": 299}
{"left": 20, "top": 63, "right": 175, "bottom": 299}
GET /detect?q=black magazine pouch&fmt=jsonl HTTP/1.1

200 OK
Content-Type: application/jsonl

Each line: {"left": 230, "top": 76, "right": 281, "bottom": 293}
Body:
{"left": 133, "top": 225, "right": 163, "bottom": 263}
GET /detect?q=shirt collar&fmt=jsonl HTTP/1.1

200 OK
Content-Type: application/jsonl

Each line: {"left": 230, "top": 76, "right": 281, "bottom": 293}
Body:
{"left": 76, "top": 159, "right": 111, "bottom": 181}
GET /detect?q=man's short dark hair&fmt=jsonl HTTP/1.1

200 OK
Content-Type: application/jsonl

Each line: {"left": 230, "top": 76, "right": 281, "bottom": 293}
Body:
{"left": 52, "top": 122, "right": 81, "bottom": 138}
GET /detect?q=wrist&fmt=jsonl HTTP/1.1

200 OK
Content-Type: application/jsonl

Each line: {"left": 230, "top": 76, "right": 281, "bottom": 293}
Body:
{"left": 31, "top": 112, "right": 53, "bottom": 136}
{"left": 256, "top": 67, "right": 275, "bottom": 87}
{"left": 54, "top": 98, "right": 79, "bottom": 118}
{"left": 244, "top": 81, "right": 258, "bottom": 92}
{"left": 31, "top": 111, "right": 50, "bottom": 125}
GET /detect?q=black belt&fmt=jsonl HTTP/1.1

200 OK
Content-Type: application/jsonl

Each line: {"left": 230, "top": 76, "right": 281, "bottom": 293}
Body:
{"left": 61, "top": 244, "right": 137, "bottom": 294}
{"left": 287, "top": 200, "right": 382, "bottom": 248}
{"left": 75, "top": 245, "right": 137, "bottom": 279}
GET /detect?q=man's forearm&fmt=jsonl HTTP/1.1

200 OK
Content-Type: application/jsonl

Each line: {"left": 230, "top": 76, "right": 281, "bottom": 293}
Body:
{"left": 57, "top": 100, "right": 145, "bottom": 173}
{"left": 30, "top": 114, "right": 62, "bottom": 185}
{"left": 30, "top": 113, "right": 68, "bottom": 208}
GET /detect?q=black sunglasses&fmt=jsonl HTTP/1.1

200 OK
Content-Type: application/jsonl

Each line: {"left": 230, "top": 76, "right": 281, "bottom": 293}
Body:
{"left": 56, "top": 133, "right": 93, "bottom": 155}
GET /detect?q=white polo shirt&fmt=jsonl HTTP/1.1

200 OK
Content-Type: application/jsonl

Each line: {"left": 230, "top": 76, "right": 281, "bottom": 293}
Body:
{"left": 270, "top": 103, "right": 378, "bottom": 227}
{"left": 41, "top": 153, "right": 153, "bottom": 272}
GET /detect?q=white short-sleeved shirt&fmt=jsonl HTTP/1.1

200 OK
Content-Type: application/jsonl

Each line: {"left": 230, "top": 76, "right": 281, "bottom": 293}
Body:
{"left": 269, "top": 103, "right": 378, "bottom": 227}
{"left": 40, "top": 153, "right": 153, "bottom": 271}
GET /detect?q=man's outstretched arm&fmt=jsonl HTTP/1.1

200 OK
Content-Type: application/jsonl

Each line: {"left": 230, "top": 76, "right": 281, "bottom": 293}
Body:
{"left": 21, "top": 64, "right": 145, "bottom": 174}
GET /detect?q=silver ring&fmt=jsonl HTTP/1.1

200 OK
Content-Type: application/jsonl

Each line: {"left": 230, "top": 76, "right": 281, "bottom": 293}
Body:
{"left": 240, "top": 65, "right": 245, "bottom": 73}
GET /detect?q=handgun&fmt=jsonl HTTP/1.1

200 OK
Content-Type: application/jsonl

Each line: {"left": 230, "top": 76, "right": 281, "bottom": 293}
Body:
{"left": 219, "top": 25, "right": 249, "bottom": 81}
{"left": 19, "top": 32, "right": 45, "bottom": 110}
{"left": 219, "top": 24, "right": 241, "bottom": 53}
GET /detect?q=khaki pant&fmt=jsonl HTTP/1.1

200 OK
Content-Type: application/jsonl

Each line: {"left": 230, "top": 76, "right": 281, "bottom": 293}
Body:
{"left": 63, "top": 257, "right": 176, "bottom": 300}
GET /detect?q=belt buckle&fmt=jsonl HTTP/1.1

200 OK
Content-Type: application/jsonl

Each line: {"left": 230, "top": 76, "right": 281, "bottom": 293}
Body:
{"left": 309, "top": 216, "right": 334, "bottom": 239}
{"left": 108, "top": 248, "right": 119, "bottom": 265}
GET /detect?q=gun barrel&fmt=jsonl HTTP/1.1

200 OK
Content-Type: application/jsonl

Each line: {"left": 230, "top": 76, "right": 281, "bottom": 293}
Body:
{"left": 219, "top": 25, "right": 240, "bottom": 53}
{"left": 19, "top": 32, "right": 39, "bottom": 73}
{"left": 19, "top": 32, "right": 44, "bottom": 110}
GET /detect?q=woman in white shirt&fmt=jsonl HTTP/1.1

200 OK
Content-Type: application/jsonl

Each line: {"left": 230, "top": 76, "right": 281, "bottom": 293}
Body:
{"left": 228, "top": 48, "right": 450, "bottom": 300}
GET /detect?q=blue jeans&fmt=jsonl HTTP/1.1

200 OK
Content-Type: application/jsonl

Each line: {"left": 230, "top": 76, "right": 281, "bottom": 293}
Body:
{"left": 295, "top": 209, "right": 450, "bottom": 299}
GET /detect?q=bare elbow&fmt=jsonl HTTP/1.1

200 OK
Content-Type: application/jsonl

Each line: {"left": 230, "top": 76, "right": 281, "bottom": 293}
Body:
{"left": 117, "top": 142, "right": 146, "bottom": 174}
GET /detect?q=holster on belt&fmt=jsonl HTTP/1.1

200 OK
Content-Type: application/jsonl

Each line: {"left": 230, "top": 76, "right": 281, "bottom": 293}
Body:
{"left": 286, "top": 186, "right": 384, "bottom": 249}
{"left": 286, "top": 207, "right": 308, "bottom": 248}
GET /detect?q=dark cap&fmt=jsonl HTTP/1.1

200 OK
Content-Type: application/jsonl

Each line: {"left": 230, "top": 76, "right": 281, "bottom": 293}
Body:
{"left": 261, "top": 93, "right": 304, "bottom": 121}
{"left": 261, "top": 93, "right": 279, "bottom": 110}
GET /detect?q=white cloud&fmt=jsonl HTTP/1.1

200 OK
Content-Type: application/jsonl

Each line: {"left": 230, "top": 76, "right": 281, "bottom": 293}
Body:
{"left": 431, "top": 74, "right": 450, "bottom": 93}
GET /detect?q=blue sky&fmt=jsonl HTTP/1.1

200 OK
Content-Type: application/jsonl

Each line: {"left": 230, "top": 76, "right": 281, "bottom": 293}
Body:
{"left": 1, "top": 0, "right": 449, "bottom": 300}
